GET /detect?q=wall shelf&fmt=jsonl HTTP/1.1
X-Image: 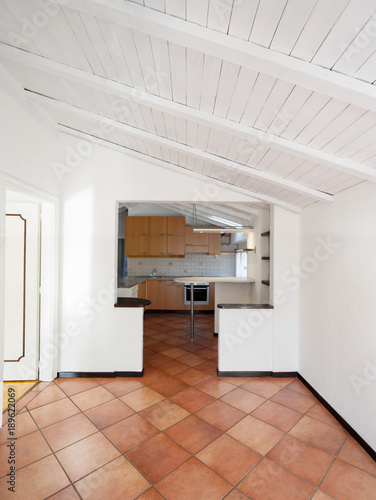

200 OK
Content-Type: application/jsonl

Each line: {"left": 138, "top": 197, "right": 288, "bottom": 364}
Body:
{"left": 261, "top": 231, "right": 270, "bottom": 237}
{"left": 262, "top": 256, "right": 270, "bottom": 260}
{"left": 262, "top": 280, "right": 270, "bottom": 286}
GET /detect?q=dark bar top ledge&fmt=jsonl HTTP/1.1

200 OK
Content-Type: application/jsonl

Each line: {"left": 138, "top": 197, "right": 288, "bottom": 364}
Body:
{"left": 114, "top": 298, "right": 151, "bottom": 308}
{"left": 217, "top": 304, "right": 274, "bottom": 309}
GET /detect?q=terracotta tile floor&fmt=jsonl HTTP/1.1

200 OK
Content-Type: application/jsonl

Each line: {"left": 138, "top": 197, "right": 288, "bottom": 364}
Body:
{"left": 1, "top": 312, "right": 376, "bottom": 499}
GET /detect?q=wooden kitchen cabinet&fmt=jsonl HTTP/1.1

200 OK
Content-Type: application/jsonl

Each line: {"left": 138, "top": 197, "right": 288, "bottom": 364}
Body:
{"left": 124, "top": 235, "right": 149, "bottom": 256}
{"left": 125, "top": 216, "right": 149, "bottom": 236}
{"left": 150, "top": 216, "right": 168, "bottom": 235}
{"left": 167, "top": 235, "right": 185, "bottom": 255}
{"left": 149, "top": 235, "right": 167, "bottom": 255}
{"left": 168, "top": 217, "right": 185, "bottom": 235}
{"left": 165, "top": 281, "right": 185, "bottom": 310}
{"left": 208, "top": 232, "right": 221, "bottom": 255}
{"left": 146, "top": 280, "right": 166, "bottom": 309}
{"left": 137, "top": 281, "right": 146, "bottom": 299}
{"left": 185, "top": 226, "right": 209, "bottom": 246}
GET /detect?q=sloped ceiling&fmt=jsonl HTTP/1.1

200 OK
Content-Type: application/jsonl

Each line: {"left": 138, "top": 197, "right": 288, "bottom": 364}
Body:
{"left": 1, "top": 0, "right": 376, "bottom": 216}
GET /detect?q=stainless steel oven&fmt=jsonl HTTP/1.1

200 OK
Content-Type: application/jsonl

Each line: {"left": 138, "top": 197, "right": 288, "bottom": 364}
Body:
{"left": 184, "top": 283, "right": 210, "bottom": 305}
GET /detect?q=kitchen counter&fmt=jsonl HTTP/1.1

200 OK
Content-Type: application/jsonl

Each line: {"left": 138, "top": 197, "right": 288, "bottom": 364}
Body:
{"left": 174, "top": 276, "right": 256, "bottom": 283}
{"left": 115, "top": 298, "right": 151, "bottom": 308}
{"left": 118, "top": 276, "right": 180, "bottom": 288}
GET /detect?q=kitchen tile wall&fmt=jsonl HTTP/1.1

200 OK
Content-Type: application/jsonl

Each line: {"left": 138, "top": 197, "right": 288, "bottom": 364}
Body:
{"left": 128, "top": 253, "right": 235, "bottom": 277}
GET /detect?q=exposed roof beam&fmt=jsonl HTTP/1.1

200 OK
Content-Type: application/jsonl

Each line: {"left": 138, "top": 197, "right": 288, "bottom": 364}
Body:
{"left": 160, "top": 204, "right": 219, "bottom": 226}
{"left": 179, "top": 203, "right": 253, "bottom": 225}
{"left": 1, "top": 44, "right": 374, "bottom": 184}
{"left": 28, "top": 91, "right": 332, "bottom": 202}
{"left": 55, "top": 0, "right": 376, "bottom": 112}
{"left": 172, "top": 203, "right": 249, "bottom": 226}
{"left": 59, "top": 126, "right": 302, "bottom": 214}
{"left": 214, "top": 203, "right": 259, "bottom": 217}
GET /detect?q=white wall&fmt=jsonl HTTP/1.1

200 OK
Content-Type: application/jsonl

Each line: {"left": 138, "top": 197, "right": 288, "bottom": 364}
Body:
{"left": 58, "top": 133, "right": 255, "bottom": 373}
{"left": 0, "top": 84, "right": 60, "bottom": 195}
{"left": 300, "top": 181, "right": 376, "bottom": 451}
{"left": 272, "top": 206, "right": 300, "bottom": 372}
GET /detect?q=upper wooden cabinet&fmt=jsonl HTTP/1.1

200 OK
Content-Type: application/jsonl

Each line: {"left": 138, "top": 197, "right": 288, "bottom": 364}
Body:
{"left": 208, "top": 233, "right": 221, "bottom": 255}
{"left": 124, "top": 235, "right": 149, "bottom": 256}
{"left": 185, "top": 226, "right": 209, "bottom": 246}
{"left": 168, "top": 217, "right": 185, "bottom": 236}
{"left": 150, "top": 217, "right": 168, "bottom": 235}
{"left": 167, "top": 235, "right": 185, "bottom": 255}
{"left": 149, "top": 235, "right": 167, "bottom": 255}
{"left": 124, "top": 216, "right": 149, "bottom": 236}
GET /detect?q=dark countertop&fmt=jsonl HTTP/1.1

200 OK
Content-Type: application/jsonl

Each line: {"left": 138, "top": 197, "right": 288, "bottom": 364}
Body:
{"left": 114, "top": 298, "right": 151, "bottom": 308}
{"left": 118, "top": 276, "right": 179, "bottom": 288}
{"left": 217, "top": 304, "right": 274, "bottom": 309}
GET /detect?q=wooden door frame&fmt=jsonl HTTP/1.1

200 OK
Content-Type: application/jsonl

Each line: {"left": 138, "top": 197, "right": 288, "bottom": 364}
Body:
{"left": 0, "top": 174, "right": 59, "bottom": 397}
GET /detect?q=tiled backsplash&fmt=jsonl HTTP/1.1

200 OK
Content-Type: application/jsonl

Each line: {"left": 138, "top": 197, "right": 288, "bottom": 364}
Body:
{"left": 128, "top": 253, "right": 235, "bottom": 277}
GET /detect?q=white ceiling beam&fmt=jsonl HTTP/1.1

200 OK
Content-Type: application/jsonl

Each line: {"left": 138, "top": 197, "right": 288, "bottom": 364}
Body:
{"left": 1, "top": 44, "right": 374, "bottom": 184}
{"left": 214, "top": 203, "right": 259, "bottom": 217}
{"left": 59, "top": 126, "right": 302, "bottom": 214}
{"left": 181, "top": 203, "right": 253, "bottom": 224}
{"left": 160, "top": 204, "right": 220, "bottom": 226}
{"left": 172, "top": 203, "right": 250, "bottom": 226}
{"left": 54, "top": 0, "right": 376, "bottom": 112}
{"left": 28, "top": 91, "right": 332, "bottom": 202}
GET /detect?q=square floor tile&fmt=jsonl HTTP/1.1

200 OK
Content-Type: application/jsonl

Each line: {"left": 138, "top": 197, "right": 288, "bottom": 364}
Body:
{"left": 157, "top": 360, "right": 188, "bottom": 375}
{"left": 174, "top": 368, "right": 212, "bottom": 385}
{"left": 55, "top": 378, "right": 99, "bottom": 397}
{"left": 165, "top": 415, "right": 221, "bottom": 453}
{"left": 320, "top": 459, "right": 376, "bottom": 500}
{"left": 310, "top": 492, "right": 334, "bottom": 500}
{"left": 195, "top": 347, "right": 217, "bottom": 359}
{"left": 195, "top": 378, "right": 235, "bottom": 398}
{"left": 126, "top": 433, "right": 190, "bottom": 482}
{"left": 259, "top": 377, "right": 296, "bottom": 387}
{"left": 136, "top": 367, "right": 169, "bottom": 385}
{"left": 147, "top": 342, "right": 172, "bottom": 353}
{"left": 42, "top": 413, "right": 97, "bottom": 451}
{"left": 156, "top": 457, "right": 231, "bottom": 500}
{"left": 137, "top": 488, "right": 166, "bottom": 499}
{"left": 221, "top": 388, "right": 266, "bottom": 413}
{"left": 195, "top": 400, "right": 246, "bottom": 432}
{"left": 224, "top": 489, "right": 249, "bottom": 500}
{"left": 285, "top": 379, "right": 315, "bottom": 397}
{"left": 75, "top": 456, "right": 149, "bottom": 500}
{"left": 0, "top": 411, "right": 37, "bottom": 445}
{"left": 238, "top": 458, "right": 315, "bottom": 500}
{"left": 48, "top": 485, "right": 81, "bottom": 499}
{"left": 178, "top": 353, "right": 207, "bottom": 367}
{"left": 306, "top": 402, "right": 345, "bottom": 430}
{"left": 146, "top": 353, "right": 172, "bottom": 366}
{"left": 71, "top": 386, "right": 115, "bottom": 411}
{"left": 338, "top": 435, "right": 376, "bottom": 476}
{"left": 102, "top": 378, "right": 144, "bottom": 397}
{"left": 194, "top": 360, "right": 218, "bottom": 376}
{"left": 267, "top": 434, "right": 334, "bottom": 485}
{"left": 251, "top": 400, "right": 302, "bottom": 432}
{"left": 103, "top": 414, "right": 159, "bottom": 452}
{"left": 30, "top": 398, "right": 80, "bottom": 428}
{"left": 241, "top": 378, "right": 282, "bottom": 399}
{"left": 289, "top": 416, "right": 348, "bottom": 455}
{"left": 271, "top": 387, "right": 316, "bottom": 413}
{"left": 196, "top": 434, "right": 261, "bottom": 485}
{"left": 160, "top": 347, "right": 188, "bottom": 359}
{"left": 170, "top": 387, "right": 215, "bottom": 413}
{"left": 227, "top": 415, "right": 284, "bottom": 455}
{"left": 0, "top": 430, "right": 51, "bottom": 477}
{"left": 85, "top": 398, "right": 134, "bottom": 429}
{"left": 140, "top": 399, "right": 190, "bottom": 430}
{"left": 149, "top": 377, "right": 189, "bottom": 397}
{"left": 56, "top": 432, "right": 120, "bottom": 482}
{"left": 26, "top": 384, "right": 66, "bottom": 410}
{"left": 120, "top": 387, "right": 165, "bottom": 411}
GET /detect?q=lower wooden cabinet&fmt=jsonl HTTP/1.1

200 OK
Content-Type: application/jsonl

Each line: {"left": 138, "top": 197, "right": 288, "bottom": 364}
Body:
{"left": 146, "top": 280, "right": 166, "bottom": 309}
{"left": 165, "top": 281, "right": 185, "bottom": 309}
{"left": 137, "top": 281, "right": 146, "bottom": 299}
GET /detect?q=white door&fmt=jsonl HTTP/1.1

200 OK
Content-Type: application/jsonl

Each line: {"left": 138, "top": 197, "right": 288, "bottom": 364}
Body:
{"left": 3, "top": 202, "right": 40, "bottom": 381}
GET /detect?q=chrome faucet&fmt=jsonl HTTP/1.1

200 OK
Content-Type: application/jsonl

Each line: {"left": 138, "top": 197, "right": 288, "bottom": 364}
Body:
{"left": 150, "top": 268, "right": 157, "bottom": 278}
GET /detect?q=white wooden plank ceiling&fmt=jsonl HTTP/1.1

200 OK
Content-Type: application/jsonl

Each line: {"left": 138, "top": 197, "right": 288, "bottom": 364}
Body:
{"left": 0, "top": 0, "right": 376, "bottom": 214}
